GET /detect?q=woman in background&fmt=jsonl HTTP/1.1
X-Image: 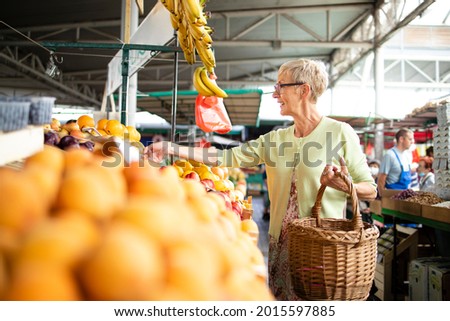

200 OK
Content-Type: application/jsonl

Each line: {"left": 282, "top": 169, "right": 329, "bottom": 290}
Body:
{"left": 418, "top": 156, "right": 435, "bottom": 192}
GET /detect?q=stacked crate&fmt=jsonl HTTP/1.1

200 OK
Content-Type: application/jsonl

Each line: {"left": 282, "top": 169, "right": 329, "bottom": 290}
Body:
{"left": 433, "top": 103, "right": 450, "bottom": 200}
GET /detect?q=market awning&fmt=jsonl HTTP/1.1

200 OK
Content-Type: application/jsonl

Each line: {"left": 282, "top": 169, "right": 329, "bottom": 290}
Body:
{"left": 137, "top": 89, "right": 263, "bottom": 127}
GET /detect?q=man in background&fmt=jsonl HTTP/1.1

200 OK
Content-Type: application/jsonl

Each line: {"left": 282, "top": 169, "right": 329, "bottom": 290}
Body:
{"left": 377, "top": 128, "right": 414, "bottom": 195}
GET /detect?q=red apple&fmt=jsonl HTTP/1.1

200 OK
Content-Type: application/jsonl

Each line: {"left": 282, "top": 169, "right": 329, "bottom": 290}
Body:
{"left": 200, "top": 179, "right": 215, "bottom": 190}
{"left": 183, "top": 171, "right": 200, "bottom": 181}
{"left": 231, "top": 201, "right": 243, "bottom": 219}
{"left": 218, "top": 191, "right": 233, "bottom": 211}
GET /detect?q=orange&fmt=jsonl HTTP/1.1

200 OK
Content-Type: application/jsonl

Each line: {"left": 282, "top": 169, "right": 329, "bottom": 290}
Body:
{"left": 211, "top": 166, "right": 225, "bottom": 180}
{"left": 181, "top": 179, "right": 207, "bottom": 199}
{"left": 122, "top": 160, "right": 158, "bottom": 188}
{"left": 25, "top": 145, "right": 65, "bottom": 175}
{"left": 56, "top": 165, "right": 126, "bottom": 221}
{"left": 241, "top": 219, "right": 259, "bottom": 234}
{"left": 23, "top": 164, "right": 61, "bottom": 209}
{"left": 0, "top": 168, "right": 47, "bottom": 235}
{"left": 187, "top": 194, "right": 220, "bottom": 223}
{"left": 0, "top": 252, "right": 7, "bottom": 299}
{"left": 77, "top": 115, "right": 95, "bottom": 130}
{"left": 129, "top": 168, "right": 186, "bottom": 202}
{"left": 0, "top": 226, "right": 21, "bottom": 258}
{"left": 96, "top": 118, "right": 108, "bottom": 130}
{"left": 96, "top": 129, "right": 108, "bottom": 136}
{"left": 5, "top": 262, "right": 82, "bottom": 300}
{"left": 165, "top": 239, "right": 222, "bottom": 300}
{"left": 206, "top": 192, "right": 227, "bottom": 213}
{"left": 64, "top": 148, "right": 94, "bottom": 171}
{"left": 223, "top": 268, "right": 274, "bottom": 300}
{"left": 241, "top": 219, "right": 259, "bottom": 245}
{"left": 13, "top": 210, "right": 100, "bottom": 268}
{"left": 115, "top": 196, "right": 194, "bottom": 245}
{"left": 78, "top": 222, "right": 165, "bottom": 300}
{"left": 105, "top": 119, "right": 125, "bottom": 137}
{"left": 126, "top": 125, "right": 141, "bottom": 142}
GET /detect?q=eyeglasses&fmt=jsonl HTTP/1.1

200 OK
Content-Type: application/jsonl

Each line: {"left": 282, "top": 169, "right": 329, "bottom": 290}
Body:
{"left": 273, "top": 82, "right": 305, "bottom": 94}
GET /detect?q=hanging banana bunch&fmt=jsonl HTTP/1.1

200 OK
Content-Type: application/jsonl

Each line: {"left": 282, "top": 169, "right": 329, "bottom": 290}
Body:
{"left": 160, "top": 0, "right": 227, "bottom": 98}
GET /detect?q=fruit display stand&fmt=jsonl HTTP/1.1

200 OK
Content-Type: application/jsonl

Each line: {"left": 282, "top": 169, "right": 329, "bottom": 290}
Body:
{"left": 0, "top": 126, "right": 43, "bottom": 166}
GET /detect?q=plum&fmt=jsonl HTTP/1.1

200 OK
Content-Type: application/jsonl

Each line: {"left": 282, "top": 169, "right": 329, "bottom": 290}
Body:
{"left": 58, "top": 135, "right": 80, "bottom": 150}
{"left": 44, "top": 131, "right": 59, "bottom": 146}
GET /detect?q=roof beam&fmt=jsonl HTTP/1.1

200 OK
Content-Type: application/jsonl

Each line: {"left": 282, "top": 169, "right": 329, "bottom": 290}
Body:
{"left": 231, "top": 14, "right": 274, "bottom": 40}
{"left": 213, "top": 3, "right": 373, "bottom": 18}
{"left": 0, "top": 48, "right": 100, "bottom": 106}
{"left": 213, "top": 40, "right": 372, "bottom": 49}
{"left": 330, "top": 0, "right": 436, "bottom": 86}
{"left": 281, "top": 14, "right": 324, "bottom": 41}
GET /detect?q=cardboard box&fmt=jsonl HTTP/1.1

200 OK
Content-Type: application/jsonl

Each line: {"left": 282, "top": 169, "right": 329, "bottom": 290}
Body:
{"left": 382, "top": 197, "right": 399, "bottom": 211}
{"left": 380, "top": 189, "right": 403, "bottom": 211}
{"left": 422, "top": 205, "right": 450, "bottom": 224}
{"left": 398, "top": 200, "right": 422, "bottom": 216}
{"left": 370, "top": 200, "right": 382, "bottom": 215}
{"left": 408, "top": 257, "right": 450, "bottom": 301}
{"left": 374, "top": 225, "right": 419, "bottom": 301}
{"left": 428, "top": 264, "right": 450, "bottom": 300}
{"left": 381, "top": 189, "right": 403, "bottom": 198}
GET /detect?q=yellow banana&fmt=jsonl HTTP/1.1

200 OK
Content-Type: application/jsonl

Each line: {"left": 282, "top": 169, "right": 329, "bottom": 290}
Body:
{"left": 184, "top": 50, "right": 196, "bottom": 64}
{"left": 170, "top": 14, "right": 180, "bottom": 30}
{"left": 174, "top": 0, "right": 183, "bottom": 17}
{"left": 161, "top": 0, "right": 175, "bottom": 14}
{"left": 193, "top": 67, "right": 215, "bottom": 96}
{"left": 203, "top": 25, "right": 214, "bottom": 35}
{"left": 200, "top": 32, "right": 212, "bottom": 45}
{"left": 188, "top": 24, "right": 212, "bottom": 45}
{"left": 178, "top": 32, "right": 196, "bottom": 64}
{"left": 177, "top": 14, "right": 189, "bottom": 37}
{"left": 182, "top": 0, "right": 202, "bottom": 23}
{"left": 195, "top": 40, "right": 215, "bottom": 73}
{"left": 193, "top": 14, "right": 207, "bottom": 26}
{"left": 199, "top": 67, "right": 228, "bottom": 98}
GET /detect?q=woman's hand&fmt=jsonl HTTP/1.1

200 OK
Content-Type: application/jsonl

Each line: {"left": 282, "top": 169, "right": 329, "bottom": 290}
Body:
{"left": 144, "top": 141, "right": 170, "bottom": 163}
{"left": 320, "top": 157, "right": 351, "bottom": 194}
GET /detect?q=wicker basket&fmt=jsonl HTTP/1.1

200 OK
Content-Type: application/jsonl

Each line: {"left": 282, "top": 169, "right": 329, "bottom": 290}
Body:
{"left": 288, "top": 172, "right": 379, "bottom": 301}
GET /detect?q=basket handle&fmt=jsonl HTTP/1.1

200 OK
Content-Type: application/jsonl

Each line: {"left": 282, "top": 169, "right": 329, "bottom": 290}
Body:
{"left": 311, "top": 171, "right": 363, "bottom": 230}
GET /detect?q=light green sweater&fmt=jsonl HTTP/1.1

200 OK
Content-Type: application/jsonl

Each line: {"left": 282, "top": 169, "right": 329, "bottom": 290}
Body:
{"left": 217, "top": 117, "right": 376, "bottom": 241}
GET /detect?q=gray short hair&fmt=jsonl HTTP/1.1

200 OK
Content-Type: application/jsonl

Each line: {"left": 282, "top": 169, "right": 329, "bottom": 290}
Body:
{"left": 278, "top": 59, "right": 328, "bottom": 102}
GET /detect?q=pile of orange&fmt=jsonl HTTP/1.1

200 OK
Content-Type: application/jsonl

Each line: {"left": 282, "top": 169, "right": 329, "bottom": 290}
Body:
{"left": 0, "top": 146, "right": 272, "bottom": 301}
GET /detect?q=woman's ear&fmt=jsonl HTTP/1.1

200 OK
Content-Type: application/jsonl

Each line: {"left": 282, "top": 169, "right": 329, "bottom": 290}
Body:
{"left": 299, "top": 84, "right": 310, "bottom": 99}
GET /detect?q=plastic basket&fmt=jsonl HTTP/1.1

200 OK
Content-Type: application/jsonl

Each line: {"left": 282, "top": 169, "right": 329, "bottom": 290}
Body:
{"left": 28, "top": 96, "right": 55, "bottom": 125}
{"left": 0, "top": 99, "right": 31, "bottom": 132}
{"left": 288, "top": 172, "right": 379, "bottom": 300}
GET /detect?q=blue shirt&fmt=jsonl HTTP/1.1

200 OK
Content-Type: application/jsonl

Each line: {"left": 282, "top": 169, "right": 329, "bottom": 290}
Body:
{"left": 380, "top": 147, "right": 411, "bottom": 185}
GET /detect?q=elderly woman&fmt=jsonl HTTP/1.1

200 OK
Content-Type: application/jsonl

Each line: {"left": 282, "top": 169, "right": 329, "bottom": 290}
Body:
{"left": 146, "top": 59, "right": 376, "bottom": 300}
